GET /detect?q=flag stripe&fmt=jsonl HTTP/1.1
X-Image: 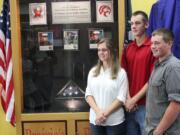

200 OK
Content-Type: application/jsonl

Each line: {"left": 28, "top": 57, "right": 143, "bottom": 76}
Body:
{"left": 1, "top": 98, "right": 6, "bottom": 112}
{"left": 0, "top": 58, "right": 5, "bottom": 70}
{"left": 5, "top": 73, "right": 13, "bottom": 107}
{"left": 0, "top": 30, "right": 5, "bottom": 44}
{"left": 10, "top": 103, "right": 15, "bottom": 125}
{"left": 6, "top": 39, "right": 11, "bottom": 63}
{"left": 6, "top": 90, "right": 14, "bottom": 120}
{"left": 0, "top": 39, "right": 5, "bottom": 62}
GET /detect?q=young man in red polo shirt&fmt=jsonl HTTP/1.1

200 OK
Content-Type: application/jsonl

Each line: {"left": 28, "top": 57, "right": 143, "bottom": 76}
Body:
{"left": 121, "top": 11, "right": 156, "bottom": 135}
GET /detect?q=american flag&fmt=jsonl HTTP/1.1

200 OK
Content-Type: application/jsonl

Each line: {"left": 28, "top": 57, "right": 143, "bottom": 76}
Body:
{"left": 0, "top": 0, "right": 15, "bottom": 126}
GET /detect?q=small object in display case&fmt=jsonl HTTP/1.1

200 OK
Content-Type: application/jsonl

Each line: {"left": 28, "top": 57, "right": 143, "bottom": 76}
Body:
{"left": 88, "top": 29, "right": 104, "bottom": 49}
{"left": 38, "top": 32, "right": 53, "bottom": 51}
{"left": 55, "top": 80, "right": 89, "bottom": 112}
{"left": 63, "top": 29, "right": 79, "bottom": 50}
{"left": 29, "top": 3, "right": 47, "bottom": 25}
{"left": 96, "top": 1, "right": 114, "bottom": 23}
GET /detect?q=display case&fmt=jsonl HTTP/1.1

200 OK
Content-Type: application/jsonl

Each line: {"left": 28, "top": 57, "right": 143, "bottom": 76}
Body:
{"left": 10, "top": 0, "right": 125, "bottom": 134}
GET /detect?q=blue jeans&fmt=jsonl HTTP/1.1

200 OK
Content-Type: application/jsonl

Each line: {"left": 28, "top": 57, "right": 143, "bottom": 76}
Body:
{"left": 126, "top": 105, "right": 145, "bottom": 135}
{"left": 90, "top": 121, "right": 126, "bottom": 135}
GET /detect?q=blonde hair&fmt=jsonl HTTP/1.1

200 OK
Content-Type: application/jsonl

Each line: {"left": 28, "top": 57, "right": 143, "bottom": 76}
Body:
{"left": 93, "top": 38, "right": 119, "bottom": 79}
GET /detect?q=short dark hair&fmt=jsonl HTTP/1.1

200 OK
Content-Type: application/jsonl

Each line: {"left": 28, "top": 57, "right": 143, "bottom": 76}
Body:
{"left": 152, "top": 28, "right": 174, "bottom": 43}
{"left": 132, "top": 10, "right": 148, "bottom": 22}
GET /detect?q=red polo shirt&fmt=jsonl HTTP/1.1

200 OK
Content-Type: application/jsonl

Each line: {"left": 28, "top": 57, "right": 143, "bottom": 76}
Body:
{"left": 121, "top": 37, "right": 155, "bottom": 105}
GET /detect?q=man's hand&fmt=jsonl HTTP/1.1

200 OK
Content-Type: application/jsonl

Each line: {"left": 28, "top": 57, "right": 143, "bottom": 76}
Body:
{"left": 153, "top": 128, "right": 163, "bottom": 135}
{"left": 125, "top": 97, "right": 137, "bottom": 112}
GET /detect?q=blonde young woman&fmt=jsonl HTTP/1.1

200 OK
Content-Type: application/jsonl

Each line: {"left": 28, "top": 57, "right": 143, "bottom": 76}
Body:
{"left": 85, "top": 38, "right": 128, "bottom": 135}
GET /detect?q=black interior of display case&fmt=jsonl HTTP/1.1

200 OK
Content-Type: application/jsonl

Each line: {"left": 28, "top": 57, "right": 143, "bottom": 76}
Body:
{"left": 20, "top": 0, "right": 119, "bottom": 113}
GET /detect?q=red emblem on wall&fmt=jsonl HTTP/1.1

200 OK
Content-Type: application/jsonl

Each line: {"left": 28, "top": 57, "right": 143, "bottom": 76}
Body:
{"left": 99, "top": 5, "right": 111, "bottom": 17}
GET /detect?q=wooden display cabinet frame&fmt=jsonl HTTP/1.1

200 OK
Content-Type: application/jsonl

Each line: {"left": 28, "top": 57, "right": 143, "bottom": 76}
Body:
{"left": 9, "top": 0, "right": 125, "bottom": 135}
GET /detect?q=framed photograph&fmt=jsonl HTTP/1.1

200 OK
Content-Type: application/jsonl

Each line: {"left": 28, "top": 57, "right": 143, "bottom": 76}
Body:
{"left": 63, "top": 29, "right": 79, "bottom": 50}
{"left": 96, "top": 1, "right": 114, "bottom": 23}
{"left": 88, "top": 29, "right": 104, "bottom": 49}
{"left": 29, "top": 3, "right": 47, "bottom": 25}
{"left": 38, "top": 32, "right": 53, "bottom": 51}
